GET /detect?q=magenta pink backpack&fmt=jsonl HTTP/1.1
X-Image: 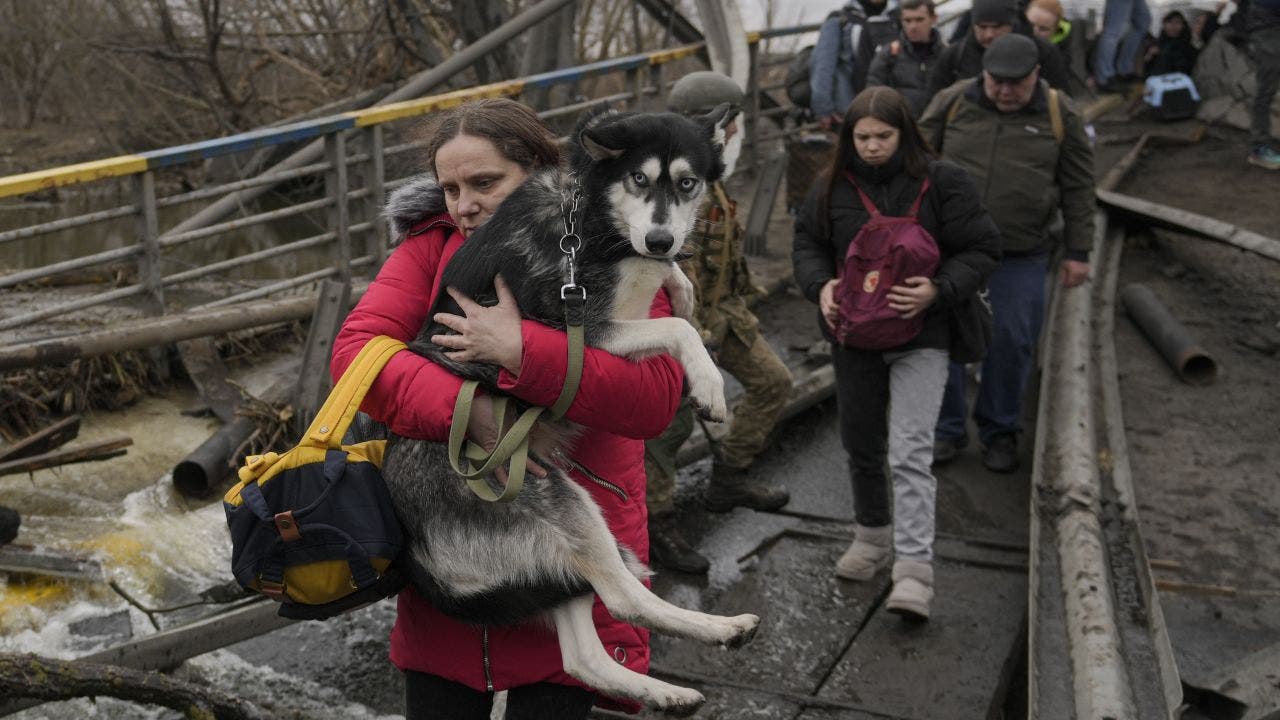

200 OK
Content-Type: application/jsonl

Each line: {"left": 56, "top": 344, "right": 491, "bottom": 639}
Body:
{"left": 833, "top": 174, "right": 940, "bottom": 350}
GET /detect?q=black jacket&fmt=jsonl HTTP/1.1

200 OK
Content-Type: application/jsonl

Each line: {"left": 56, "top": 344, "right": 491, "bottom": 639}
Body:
{"left": 792, "top": 157, "right": 1001, "bottom": 352}
{"left": 865, "top": 29, "right": 947, "bottom": 117}
{"left": 927, "top": 31, "right": 1071, "bottom": 98}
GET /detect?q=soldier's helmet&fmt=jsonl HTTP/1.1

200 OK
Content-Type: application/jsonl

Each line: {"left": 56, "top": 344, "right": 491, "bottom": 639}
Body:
{"left": 667, "top": 71, "right": 744, "bottom": 116}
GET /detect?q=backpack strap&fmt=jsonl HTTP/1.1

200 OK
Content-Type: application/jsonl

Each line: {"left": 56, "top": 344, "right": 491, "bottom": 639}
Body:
{"left": 844, "top": 171, "right": 882, "bottom": 217}
{"left": 936, "top": 92, "right": 965, "bottom": 153}
{"left": 304, "top": 335, "right": 406, "bottom": 450}
{"left": 844, "top": 172, "right": 932, "bottom": 219}
{"left": 1047, "top": 88, "right": 1065, "bottom": 144}
{"left": 907, "top": 178, "right": 932, "bottom": 218}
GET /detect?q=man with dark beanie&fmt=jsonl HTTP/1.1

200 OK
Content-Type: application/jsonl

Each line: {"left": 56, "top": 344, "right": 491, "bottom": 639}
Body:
{"left": 927, "top": 0, "right": 1070, "bottom": 98}
{"left": 1246, "top": 0, "right": 1280, "bottom": 169}
{"left": 919, "top": 34, "right": 1095, "bottom": 473}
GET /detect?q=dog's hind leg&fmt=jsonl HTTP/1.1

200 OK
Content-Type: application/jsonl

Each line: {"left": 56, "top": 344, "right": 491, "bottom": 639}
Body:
{"left": 551, "top": 595, "right": 704, "bottom": 716}
{"left": 562, "top": 488, "right": 758, "bottom": 647}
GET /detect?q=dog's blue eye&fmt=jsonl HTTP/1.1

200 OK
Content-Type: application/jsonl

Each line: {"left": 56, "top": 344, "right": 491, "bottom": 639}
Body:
{"left": 631, "top": 172, "right": 648, "bottom": 187}
{"left": 678, "top": 178, "right": 698, "bottom": 192}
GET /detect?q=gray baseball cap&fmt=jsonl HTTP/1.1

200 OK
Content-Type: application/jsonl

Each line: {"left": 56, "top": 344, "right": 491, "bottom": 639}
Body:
{"left": 983, "top": 34, "right": 1040, "bottom": 80}
{"left": 667, "top": 71, "right": 744, "bottom": 115}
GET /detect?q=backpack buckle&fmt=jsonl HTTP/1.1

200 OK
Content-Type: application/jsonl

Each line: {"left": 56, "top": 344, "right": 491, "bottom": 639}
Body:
{"left": 259, "top": 579, "right": 288, "bottom": 602}
{"left": 274, "top": 511, "right": 301, "bottom": 542}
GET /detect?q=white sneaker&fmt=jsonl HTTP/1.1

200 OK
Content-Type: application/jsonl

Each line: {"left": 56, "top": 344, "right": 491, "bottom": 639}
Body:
{"left": 835, "top": 524, "right": 892, "bottom": 581}
{"left": 885, "top": 559, "right": 934, "bottom": 621}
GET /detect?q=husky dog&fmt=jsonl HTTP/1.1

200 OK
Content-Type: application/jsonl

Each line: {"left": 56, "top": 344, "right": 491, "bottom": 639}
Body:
{"left": 381, "top": 107, "right": 757, "bottom": 715}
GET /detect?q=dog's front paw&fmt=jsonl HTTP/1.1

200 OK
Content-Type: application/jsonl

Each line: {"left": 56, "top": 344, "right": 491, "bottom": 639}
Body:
{"left": 721, "top": 613, "right": 761, "bottom": 649}
{"left": 687, "top": 367, "right": 727, "bottom": 423}
{"left": 647, "top": 685, "right": 705, "bottom": 717}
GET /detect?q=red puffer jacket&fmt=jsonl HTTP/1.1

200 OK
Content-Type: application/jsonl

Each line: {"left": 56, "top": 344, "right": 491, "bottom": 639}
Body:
{"left": 329, "top": 176, "right": 684, "bottom": 709}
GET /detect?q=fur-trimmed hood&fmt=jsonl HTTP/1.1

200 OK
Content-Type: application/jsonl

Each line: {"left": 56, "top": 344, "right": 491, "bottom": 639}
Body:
{"left": 384, "top": 173, "right": 448, "bottom": 245}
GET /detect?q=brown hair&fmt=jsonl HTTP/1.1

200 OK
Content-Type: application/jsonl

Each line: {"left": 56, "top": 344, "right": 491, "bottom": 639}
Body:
{"left": 418, "top": 98, "right": 560, "bottom": 174}
{"left": 1027, "top": 0, "right": 1064, "bottom": 20}
{"left": 817, "top": 87, "right": 936, "bottom": 238}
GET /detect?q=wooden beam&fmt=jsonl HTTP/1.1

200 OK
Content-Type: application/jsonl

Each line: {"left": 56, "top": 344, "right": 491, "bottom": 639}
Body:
{"left": 0, "top": 437, "right": 132, "bottom": 477}
{"left": 0, "top": 416, "right": 81, "bottom": 463}
{"left": 0, "top": 545, "right": 104, "bottom": 582}
{"left": 1096, "top": 189, "right": 1280, "bottom": 263}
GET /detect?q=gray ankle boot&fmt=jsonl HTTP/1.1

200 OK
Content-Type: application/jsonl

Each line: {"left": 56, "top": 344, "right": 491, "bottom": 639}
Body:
{"left": 835, "top": 524, "right": 892, "bottom": 581}
{"left": 704, "top": 464, "right": 790, "bottom": 513}
{"left": 885, "top": 558, "right": 934, "bottom": 621}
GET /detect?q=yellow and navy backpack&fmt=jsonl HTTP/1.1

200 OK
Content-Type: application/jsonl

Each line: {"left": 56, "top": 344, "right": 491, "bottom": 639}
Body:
{"left": 224, "top": 335, "right": 407, "bottom": 620}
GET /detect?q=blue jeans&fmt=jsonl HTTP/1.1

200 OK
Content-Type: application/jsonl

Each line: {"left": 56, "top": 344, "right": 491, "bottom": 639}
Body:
{"left": 1095, "top": 0, "right": 1152, "bottom": 83}
{"left": 936, "top": 254, "right": 1049, "bottom": 446}
{"left": 1251, "top": 27, "right": 1280, "bottom": 147}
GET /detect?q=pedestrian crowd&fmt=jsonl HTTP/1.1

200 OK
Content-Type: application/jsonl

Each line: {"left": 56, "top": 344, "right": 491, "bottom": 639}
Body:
{"left": 328, "top": 2, "right": 1279, "bottom": 715}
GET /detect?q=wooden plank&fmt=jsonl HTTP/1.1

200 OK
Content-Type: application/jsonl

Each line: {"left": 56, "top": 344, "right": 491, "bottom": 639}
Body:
{"left": 743, "top": 153, "right": 787, "bottom": 256}
{"left": 0, "top": 436, "right": 132, "bottom": 477}
{"left": 816, "top": 559, "right": 1027, "bottom": 720}
{"left": 1096, "top": 189, "right": 1280, "bottom": 263}
{"left": 293, "top": 280, "right": 351, "bottom": 433}
{"left": 0, "top": 416, "right": 81, "bottom": 463}
{"left": 0, "top": 545, "right": 104, "bottom": 582}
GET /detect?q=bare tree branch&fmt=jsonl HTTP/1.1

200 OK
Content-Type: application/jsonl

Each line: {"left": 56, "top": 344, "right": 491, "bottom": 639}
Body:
{"left": 0, "top": 652, "right": 267, "bottom": 720}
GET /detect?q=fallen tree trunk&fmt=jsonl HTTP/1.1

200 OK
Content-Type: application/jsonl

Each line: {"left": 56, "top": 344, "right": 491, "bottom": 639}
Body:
{"left": 0, "top": 436, "right": 132, "bottom": 477}
{"left": 0, "top": 653, "right": 266, "bottom": 720}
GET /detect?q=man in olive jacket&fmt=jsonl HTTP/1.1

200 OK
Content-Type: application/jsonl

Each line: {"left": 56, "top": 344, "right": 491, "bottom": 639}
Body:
{"left": 918, "top": 33, "right": 1095, "bottom": 473}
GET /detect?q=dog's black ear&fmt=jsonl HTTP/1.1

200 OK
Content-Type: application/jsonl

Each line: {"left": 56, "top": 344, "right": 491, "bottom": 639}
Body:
{"left": 699, "top": 102, "right": 740, "bottom": 148}
{"left": 580, "top": 126, "right": 626, "bottom": 161}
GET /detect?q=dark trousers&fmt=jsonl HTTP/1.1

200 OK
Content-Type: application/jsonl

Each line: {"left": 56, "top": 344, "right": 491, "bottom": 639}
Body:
{"left": 405, "top": 671, "right": 594, "bottom": 720}
{"left": 936, "top": 254, "right": 1049, "bottom": 445}
{"left": 833, "top": 344, "right": 893, "bottom": 529}
{"left": 1251, "top": 27, "right": 1280, "bottom": 147}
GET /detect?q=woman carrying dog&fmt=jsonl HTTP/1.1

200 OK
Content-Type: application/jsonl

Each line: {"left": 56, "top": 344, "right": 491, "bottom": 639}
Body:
{"left": 330, "top": 98, "right": 684, "bottom": 719}
{"left": 792, "top": 86, "right": 1000, "bottom": 621}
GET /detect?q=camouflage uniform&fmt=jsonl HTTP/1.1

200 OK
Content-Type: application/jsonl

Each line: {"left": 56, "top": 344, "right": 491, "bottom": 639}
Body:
{"left": 644, "top": 183, "right": 793, "bottom": 514}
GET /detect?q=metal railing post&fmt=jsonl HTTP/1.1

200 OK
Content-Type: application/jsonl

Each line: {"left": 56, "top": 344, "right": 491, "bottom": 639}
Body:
{"left": 324, "top": 132, "right": 352, "bottom": 286}
{"left": 626, "top": 68, "right": 643, "bottom": 109}
{"left": 133, "top": 171, "right": 164, "bottom": 315}
{"left": 747, "top": 41, "right": 761, "bottom": 172}
{"left": 364, "top": 125, "right": 388, "bottom": 269}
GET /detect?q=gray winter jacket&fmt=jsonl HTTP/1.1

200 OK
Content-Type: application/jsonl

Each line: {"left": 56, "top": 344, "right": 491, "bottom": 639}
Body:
{"left": 809, "top": 1, "right": 900, "bottom": 118}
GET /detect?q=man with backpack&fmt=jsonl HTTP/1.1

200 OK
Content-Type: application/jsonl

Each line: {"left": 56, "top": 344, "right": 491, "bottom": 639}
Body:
{"left": 807, "top": 0, "right": 902, "bottom": 129}
{"left": 927, "top": 0, "right": 1071, "bottom": 99}
{"left": 918, "top": 34, "right": 1095, "bottom": 473}
{"left": 866, "top": 0, "right": 948, "bottom": 117}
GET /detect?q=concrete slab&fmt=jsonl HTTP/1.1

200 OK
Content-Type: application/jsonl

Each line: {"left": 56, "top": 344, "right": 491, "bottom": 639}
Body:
{"left": 817, "top": 558, "right": 1026, "bottom": 720}
{"left": 652, "top": 534, "right": 888, "bottom": 696}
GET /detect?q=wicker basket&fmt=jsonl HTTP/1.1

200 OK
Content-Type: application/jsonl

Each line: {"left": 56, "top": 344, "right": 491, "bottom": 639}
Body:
{"left": 785, "top": 132, "right": 836, "bottom": 213}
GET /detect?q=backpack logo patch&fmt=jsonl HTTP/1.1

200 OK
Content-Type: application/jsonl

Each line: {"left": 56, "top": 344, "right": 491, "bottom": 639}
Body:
{"left": 863, "top": 270, "right": 881, "bottom": 293}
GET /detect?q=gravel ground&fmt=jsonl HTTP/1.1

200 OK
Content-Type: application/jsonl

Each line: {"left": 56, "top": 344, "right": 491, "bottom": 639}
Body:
{"left": 1107, "top": 122, "right": 1280, "bottom": 689}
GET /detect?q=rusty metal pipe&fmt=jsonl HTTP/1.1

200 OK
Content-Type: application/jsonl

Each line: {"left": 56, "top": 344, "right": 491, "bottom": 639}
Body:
{"left": 1121, "top": 283, "right": 1218, "bottom": 385}
{"left": 172, "top": 417, "right": 258, "bottom": 498}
